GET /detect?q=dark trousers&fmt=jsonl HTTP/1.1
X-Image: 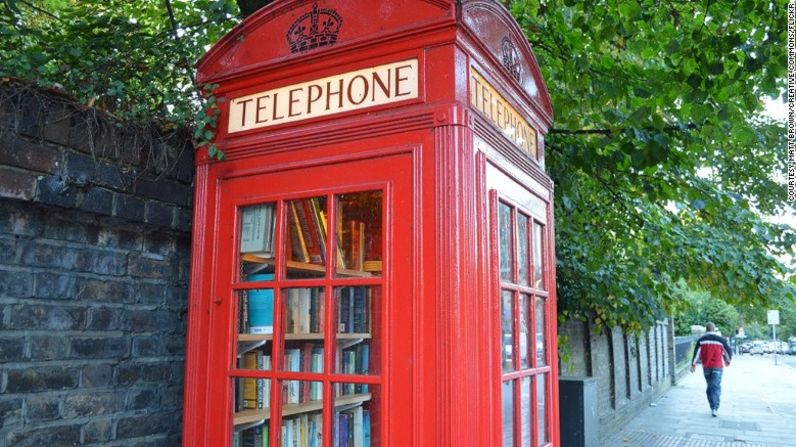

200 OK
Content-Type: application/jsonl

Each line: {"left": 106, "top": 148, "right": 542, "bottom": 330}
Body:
{"left": 703, "top": 367, "right": 723, "bottom": 410}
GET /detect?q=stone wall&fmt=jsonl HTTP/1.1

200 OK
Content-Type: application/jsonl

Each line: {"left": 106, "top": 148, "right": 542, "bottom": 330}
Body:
{"left": 559, "top": 318, "right": 674, "bottom": 442}
{"left": 0, "top": 82, "right": 192, "bottom": 446}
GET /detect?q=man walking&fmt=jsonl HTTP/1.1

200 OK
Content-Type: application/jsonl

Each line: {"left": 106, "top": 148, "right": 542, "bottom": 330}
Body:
{"left": 690, "top": 322, "right": 732, "bottom": 417}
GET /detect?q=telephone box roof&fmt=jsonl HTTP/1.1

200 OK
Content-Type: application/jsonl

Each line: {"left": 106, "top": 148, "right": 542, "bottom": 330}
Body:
{"left": 197, "top": 0, "right": 552, "bottom": 123}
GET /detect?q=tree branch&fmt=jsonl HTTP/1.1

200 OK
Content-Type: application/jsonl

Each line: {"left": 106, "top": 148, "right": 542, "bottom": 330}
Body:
{"left": 550, "top": 124, "right": 698, "bottom": 136}
{"left": 163, "top": 0, "right": 198, "bottom": 88}
{"left": 17, "top": 0, "right": 63, "bottom": 22}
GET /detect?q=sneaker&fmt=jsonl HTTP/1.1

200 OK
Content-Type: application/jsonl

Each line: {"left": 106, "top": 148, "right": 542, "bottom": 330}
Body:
{"left": 711, "top": 409, "right": 717, "bottom": 417}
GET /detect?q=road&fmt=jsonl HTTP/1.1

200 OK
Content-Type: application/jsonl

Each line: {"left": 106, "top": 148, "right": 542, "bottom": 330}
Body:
{"left": 778, "top": 353, "right": 796, "bottom": 369}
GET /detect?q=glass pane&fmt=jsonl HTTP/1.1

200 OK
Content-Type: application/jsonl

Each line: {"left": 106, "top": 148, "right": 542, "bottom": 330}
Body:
{"left": 521, "top": 377, "right": 531, "bottom": 447}
{"left": 533, "top": 223, "right": 544, "bottom": 289}
{"left": 232, "top": 377, "right": 271, "bottom": 436}
{"left": 335, "top": 191, "right": 383, "bottom": 277}
{"left": 282, "top": 287, "right": 324, "bottom": 373}
{"left": 333, "top": 383, "right": 379, "bottom": 447}
{"left": 535, "top": 298, "right": 546, "bottom": 367}
{"left": 240, "top": 203, "right": 277, "bottom": 281}
{"left": 537, "top": 375, "right": 548, "bottom": 446}
{"left": 502, "top": 380, "right": 514, "bottom": 447}
{"left": 285, "top": 197, "right": 328, "bottom": 279}
{"left": 499, "top": 203, "right": 513, "bottom": 282}
{"left": 240, "top": 287, "right": 275, "bottom": 336}
{"left": 238, "top": 343, "right": 272, "bottom": 372}
{"left": 279, "top": 380, "right": 323, "bottom": 447}
{"left": 281, "top": 380, "right": 323, "bottom": 406}
{"left": 234, "top": 422, "right": 270, "bottom": 447}
{"left": 517, "top": 214, "right": 529, "bottom": 286}
{"left": 234, "top": 376, "right": 271, "bottom": 413}
{"left": 501, "top": 290, "right": 514, "bottom": 372}
{"left": 281, "top": 410, "right": 323, "bottom": 447}
{"left": 519, "top": 294, "right": 529, "bottom": 369}
{"left": 335, "top": 286, "right": 379, "bottom": 376}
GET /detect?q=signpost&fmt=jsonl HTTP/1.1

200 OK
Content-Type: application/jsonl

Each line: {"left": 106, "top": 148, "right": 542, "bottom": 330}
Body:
{"left": 768, "top": 310, "right": 780, "bottom": 365}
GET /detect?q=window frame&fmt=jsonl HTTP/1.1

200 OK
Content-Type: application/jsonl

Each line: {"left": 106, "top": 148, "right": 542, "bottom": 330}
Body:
{"left": 493, "top": 192, "right": 552, "bottom": 447}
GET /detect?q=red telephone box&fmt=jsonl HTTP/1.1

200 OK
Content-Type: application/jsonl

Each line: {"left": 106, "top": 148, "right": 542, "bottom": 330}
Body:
{"left": 185, "top": 1, "right": 559, "bottom": 446}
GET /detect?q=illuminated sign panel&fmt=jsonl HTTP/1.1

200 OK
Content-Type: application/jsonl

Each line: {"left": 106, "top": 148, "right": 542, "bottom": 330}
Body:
{"left": 470, "top": 68, "right": 537, "bottom": 158}
{"left": 228, "top": 59, "right": 419, "bottom": 133}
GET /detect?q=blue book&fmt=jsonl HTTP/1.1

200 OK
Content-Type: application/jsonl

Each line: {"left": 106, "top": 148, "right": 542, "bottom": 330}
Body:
{"left": 338, "top": 413, "right": 349, "bottom": 447}
{"left": 363, "top": 410, "right": 371, "bottom": 447}
{"left": 352, "top": 287, "right": 366, "bottom": 333}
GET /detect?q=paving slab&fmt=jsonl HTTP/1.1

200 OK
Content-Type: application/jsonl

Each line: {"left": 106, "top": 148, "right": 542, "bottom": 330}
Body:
{"left": 607, "top": 355, "right": 796, "bottom": 446}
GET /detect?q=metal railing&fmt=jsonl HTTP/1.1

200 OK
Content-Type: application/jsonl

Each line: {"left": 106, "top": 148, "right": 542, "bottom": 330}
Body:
{"left": 673, "top": 336, "right": 695, "bottom": 380}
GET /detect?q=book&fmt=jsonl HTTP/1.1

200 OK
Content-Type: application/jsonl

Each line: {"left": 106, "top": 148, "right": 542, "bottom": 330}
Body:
{"left": 338, "top": 412, "right": 349, "bottom": 447}
{"left": 352, "top": 287, "right": 367, "bottom": 333}
{"left": 239, "top": 294, "right": 249, "bottom": 333}
{"left": 257, "top": 355, "right": 271, "bottom": 408}
{"left": 315, "top": 202, "right": 346, "bottom": 269}
{"left": 242, "top": 352, "right": 258, "bottom": 409}
{"left": 289, "top": 202, "right": 311, "bottom": 263}
{"left": 241, "top": 204, "right": 276, "bottom": 256}
{"left": 240, "top": 425, "right": 267, "bottom": 447}
{"left": 350, "top": 406, "right": 363, "bottom": 447}
{"left": 349, "top": 221, "right": 365, "bottom": 271}
{"left": 294, "top": 199, "right": 325, "bottom": 264}
{"left": 309, "top": 413, "right": 323, "bottom": 447}
{"left": 363, "top": 410, "right": 371, "bottom": 447}
{"left": 247, "top": 274, "right": 274, "bottom": 334}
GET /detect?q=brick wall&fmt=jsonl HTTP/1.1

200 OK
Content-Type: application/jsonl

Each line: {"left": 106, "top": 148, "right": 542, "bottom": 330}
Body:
{"left": 560, "top": 318, "right": 674, "bottom": 442}
{"left": 0, "top": 83, "right": 192, "bottom": 446}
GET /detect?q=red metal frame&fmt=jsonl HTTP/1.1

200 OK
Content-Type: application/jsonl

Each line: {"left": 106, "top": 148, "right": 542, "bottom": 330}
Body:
{"left": 186, "top": 1, "right": 559, "bottom": 446}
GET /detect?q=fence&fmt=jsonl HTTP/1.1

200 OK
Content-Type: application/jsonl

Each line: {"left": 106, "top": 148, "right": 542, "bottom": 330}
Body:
{"left": 674, "top": 336, "right": 695, "bottom": 378}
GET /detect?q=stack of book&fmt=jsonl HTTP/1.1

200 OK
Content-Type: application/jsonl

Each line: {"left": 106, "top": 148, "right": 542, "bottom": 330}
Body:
{"left": 241, "top": 204, "right": 276, "bottom": 258}
{"left": 237, "top": 352, "right": 271, "bottom": 411}
{"left": 234, "top": 424, "right": 269, "bottom": 447}
{"left": 338, "top": 287, "right": 371, "bottom": 334}
{"left": 282, "top": 413, "right": 323, "bottom": 447}
{"left": 335, "top": 406, "right": 371, "bottom": 447}
{"left": 285, "top": 288, "right": 324, "bottom": 334}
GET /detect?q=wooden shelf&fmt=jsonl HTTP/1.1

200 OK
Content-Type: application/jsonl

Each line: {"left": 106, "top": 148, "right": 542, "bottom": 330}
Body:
{"left": 240, "top": 254, "right": 373, "bottom": 278}
{"left": 238, "top": 333, "right": 372, "bottom": 342}
{"left": 233, "top": 393, "right": 372, "bottom": 426}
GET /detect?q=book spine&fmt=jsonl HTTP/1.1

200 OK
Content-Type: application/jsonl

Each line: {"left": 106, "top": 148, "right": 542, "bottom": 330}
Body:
{"left": 311, "top": 198, "right": 328, "bottom": 262}
{"left": 294, "top": 200, "right": 324, "bottom": 263}
{"left": 363, "top": 410, "right": 371, "bottom": 447}
{"left": 352, "top": 287, "right": 365, "bottom": 333}
{"left": 243, "top": 353, "right": 258, "bottom": 409}
{"left": 289, "top": 202, "right": 311, "bottom": 263}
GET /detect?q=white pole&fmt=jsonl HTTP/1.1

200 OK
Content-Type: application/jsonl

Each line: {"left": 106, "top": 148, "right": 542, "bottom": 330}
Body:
{"left": 773, "top": 324, "right": 778, "bottom": 366}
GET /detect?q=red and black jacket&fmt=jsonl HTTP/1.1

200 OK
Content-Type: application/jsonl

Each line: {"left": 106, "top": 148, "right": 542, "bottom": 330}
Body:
{"left": 691, "top": 332, "right": 732, "bottom": 369}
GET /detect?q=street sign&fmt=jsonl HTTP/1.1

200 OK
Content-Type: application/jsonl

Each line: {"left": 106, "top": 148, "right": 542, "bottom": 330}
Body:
{"left": 738, "top": 328, "right": 745, "bottom": 338}
{"left": 768, "top": 310, "right": 780, "bottom": 325}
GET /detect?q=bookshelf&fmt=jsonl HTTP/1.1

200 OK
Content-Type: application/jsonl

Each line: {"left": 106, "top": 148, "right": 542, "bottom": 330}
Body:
{"left": 230, "top": 192, "right": 381, "bottom": 447}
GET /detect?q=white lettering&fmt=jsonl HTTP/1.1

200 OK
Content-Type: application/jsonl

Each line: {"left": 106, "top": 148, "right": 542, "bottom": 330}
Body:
{"left": 228, "top": 59, "right": 419, "bottom": 133}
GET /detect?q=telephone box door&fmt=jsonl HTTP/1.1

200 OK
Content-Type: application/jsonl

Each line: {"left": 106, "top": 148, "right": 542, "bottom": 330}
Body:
{"left": 205, "top": 151, "right": 415, "bottom": 447}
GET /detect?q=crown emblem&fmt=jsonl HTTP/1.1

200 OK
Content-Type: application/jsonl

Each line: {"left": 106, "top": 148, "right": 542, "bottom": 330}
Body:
{"left": 501, "top": 36, "right": 521, "bottom": 82}
{"left": 286, "top": 3, "right": 343, "bottom": 54}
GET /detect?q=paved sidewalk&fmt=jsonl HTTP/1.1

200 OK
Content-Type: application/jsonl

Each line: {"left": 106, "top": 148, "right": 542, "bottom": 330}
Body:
{"left": 608, "top": 355, "right": 796, "bottom": 446}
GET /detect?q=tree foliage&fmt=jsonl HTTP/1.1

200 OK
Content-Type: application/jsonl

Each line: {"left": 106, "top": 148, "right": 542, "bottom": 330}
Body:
{"left": 508, "top": 0, "right": 795, "bottom": 331}
{"left": 672, "top": 284, "right": 739, "bottom": 336}
{"left": 1, "top": 0, "right": 792, "bottom": 332}
{"left": 0, "top": 0, "right": 239, "bottom": 138}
